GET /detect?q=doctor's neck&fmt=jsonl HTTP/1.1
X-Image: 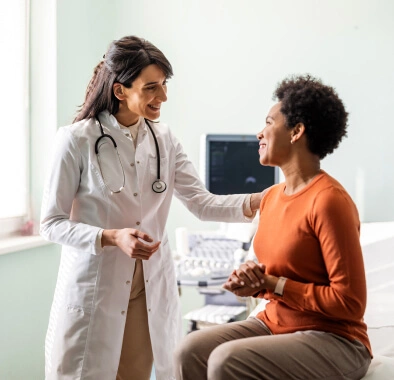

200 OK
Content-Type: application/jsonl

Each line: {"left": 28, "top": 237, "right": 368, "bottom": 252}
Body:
{"left": 114, "top": 109, "right": 140, "bottom": 128}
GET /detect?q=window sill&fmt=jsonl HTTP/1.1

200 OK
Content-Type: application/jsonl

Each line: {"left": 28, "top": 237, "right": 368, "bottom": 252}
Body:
{"left": 0, "top": 235, "right": 52, "bottom": 256}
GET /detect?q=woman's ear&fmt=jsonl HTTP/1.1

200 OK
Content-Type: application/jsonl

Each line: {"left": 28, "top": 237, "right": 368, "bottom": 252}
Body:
{"left": 291, "top": 123, "right": 305, "bottom": 143}
{"left": 113, "top": 83, "right": 126, "bottom": 100}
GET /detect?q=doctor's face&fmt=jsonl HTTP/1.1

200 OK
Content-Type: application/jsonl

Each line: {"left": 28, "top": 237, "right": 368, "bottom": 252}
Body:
{"left": 114, "top": 64, "right": 168, "bottom": 123}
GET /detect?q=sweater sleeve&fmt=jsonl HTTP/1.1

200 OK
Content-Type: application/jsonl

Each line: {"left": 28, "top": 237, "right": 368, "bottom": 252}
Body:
{"left": 279, "top": 187, "right": 367, "bottom": 320}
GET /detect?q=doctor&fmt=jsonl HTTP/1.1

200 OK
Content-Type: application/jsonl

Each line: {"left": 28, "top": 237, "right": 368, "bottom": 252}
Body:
{"left": 40, "top": 35, "right": 263, "bottom": 380}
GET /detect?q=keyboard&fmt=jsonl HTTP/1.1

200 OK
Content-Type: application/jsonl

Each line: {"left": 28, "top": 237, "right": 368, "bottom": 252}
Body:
{"left": 176, "top": 233, "right": 245, "bottom": 284}
{"left": 189, "top": 233, "right": 243, "bottom": 261}
{"left": 183, "top": 304, "right": 247, "bottom": 325}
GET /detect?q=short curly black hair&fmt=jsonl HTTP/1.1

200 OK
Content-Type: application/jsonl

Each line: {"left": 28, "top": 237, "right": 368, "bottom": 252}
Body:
{"left": 274, "top": 74, "right": 348, "bottom": 159}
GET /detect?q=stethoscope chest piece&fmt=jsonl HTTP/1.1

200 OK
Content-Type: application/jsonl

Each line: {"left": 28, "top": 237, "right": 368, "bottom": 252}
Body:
{"left": 152, "top": 179, "right": 167, "bottom": 193}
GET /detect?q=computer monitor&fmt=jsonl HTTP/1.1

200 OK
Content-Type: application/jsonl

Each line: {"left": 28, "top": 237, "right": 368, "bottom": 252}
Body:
{"left": 200, "top": 134, "right": 279, "bottom": 195}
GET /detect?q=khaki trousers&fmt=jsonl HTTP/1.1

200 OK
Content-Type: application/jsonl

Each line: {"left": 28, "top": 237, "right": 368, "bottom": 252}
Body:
{"left": 116, "top": 259, "right": 153, "bottom": 380}
{"left": 174, "top": 317, "right": 371, "bottom": 380}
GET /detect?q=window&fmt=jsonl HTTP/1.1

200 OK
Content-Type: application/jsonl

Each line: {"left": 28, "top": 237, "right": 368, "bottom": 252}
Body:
{"left": 0, "top": 0, "right": 29, "bottom": 238}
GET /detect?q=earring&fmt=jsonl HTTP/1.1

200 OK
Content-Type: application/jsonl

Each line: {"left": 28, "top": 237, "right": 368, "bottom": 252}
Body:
{"left": 290, "top": 139, "right": 294, "bottom": 144}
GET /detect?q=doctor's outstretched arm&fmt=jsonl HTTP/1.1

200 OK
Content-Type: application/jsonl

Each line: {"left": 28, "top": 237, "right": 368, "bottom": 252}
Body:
{"left": 170, "top": 129, "right": 269, "bottom": 222}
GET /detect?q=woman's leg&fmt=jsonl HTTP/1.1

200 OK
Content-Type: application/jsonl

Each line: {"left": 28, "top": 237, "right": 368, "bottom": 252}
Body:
{"left": 117, "top": 259, "right": 153, "bottom": 380}
{"left": 174, "top": 317, "right": 271, "bottom": 380}
{"left": 208, "top": 329, "right": 371, "bottom": 380}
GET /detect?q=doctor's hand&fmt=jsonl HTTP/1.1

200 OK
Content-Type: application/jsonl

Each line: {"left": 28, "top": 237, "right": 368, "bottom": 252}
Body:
{"left": 102, "top": 228, "right": 161, "bottom": 260}
{"left": 222, "top": 260, "right": 266, "bottom": 297}
{"left": 250, "top": 187, "right": 271, "bottom": 212}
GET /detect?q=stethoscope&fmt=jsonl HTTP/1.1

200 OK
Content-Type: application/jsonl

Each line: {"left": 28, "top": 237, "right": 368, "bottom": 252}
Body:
{"left": 95, "top": 117, "right": 167, "bottom": 194}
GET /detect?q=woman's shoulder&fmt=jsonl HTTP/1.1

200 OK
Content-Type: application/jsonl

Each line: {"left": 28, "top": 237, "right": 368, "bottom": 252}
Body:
{"left": 265, "top": 182, "right": 284, "bottom": 197}
{"left": 312, "top": 171, "right": 357, "bottom": 213}
{"left": 314, "top": 170, "right": 348, "bottom": 195}
{"left": 260, "top": 183, "right": 284, "bottom": 206}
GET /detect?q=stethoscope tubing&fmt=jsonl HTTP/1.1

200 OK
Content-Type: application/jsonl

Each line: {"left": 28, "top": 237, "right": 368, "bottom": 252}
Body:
{"left": 95, "top": 116, "right": 167, "bottom": 194}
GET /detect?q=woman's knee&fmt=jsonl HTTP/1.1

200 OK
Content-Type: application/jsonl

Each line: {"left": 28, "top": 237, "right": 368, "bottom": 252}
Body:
{"left": 174, "top": 331, "right": 204, "bottom": 364}
{"left": 207, "top": 342, "right": 239, "bottom": 380}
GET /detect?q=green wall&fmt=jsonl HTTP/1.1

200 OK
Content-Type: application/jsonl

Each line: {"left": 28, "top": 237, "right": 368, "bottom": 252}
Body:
{"left": 0, "top": 244, "right": 61, "bottom": 379}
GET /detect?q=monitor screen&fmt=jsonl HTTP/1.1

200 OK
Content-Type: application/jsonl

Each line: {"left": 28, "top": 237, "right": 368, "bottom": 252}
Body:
{"left": 200, "top": 134, "right": 279, "bottom": 195}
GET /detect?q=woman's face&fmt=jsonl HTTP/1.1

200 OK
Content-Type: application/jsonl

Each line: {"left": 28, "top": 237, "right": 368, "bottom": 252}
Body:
{"left": 115, "top": 64, "right": 168, "bottom": 123}
{"left": 257, "top": 102, "right": 293, "bottom": 167}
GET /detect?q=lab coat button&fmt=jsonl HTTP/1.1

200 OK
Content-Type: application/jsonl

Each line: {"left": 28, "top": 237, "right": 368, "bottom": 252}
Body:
{"left": 148, "top": 308, "right": 151, "bottom": 312}
{"left": 126, "top": 280, "right": 131, "bottom": 285}
{"left": 133, "top": 193, "right": 138, "bottom": 196}
{"left": 121, "top": 311, "right": 126, "bottom": 315}
{"left": 136, "top": 221, "right": 141, "bottom": 226}
{"left": 137, "top": 161, "right": 140, "bottom": 164}
{"left": 130, "top": 163, "right": 135, "bottom": 167}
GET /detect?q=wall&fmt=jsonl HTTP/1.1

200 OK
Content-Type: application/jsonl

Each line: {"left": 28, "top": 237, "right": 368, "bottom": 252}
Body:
{"left": 56, "top": 0, "right": 117, "bottom": 127}
{"left": 111, "top": 0, "right": 394, "bottom": 240}
{"left": 0, "top": 244, "right": 60, "bottom": 379}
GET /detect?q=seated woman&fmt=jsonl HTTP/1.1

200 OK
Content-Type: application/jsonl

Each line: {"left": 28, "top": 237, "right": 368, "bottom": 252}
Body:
{"left": 174, "top": 74, "right": 372, "bottom": 380}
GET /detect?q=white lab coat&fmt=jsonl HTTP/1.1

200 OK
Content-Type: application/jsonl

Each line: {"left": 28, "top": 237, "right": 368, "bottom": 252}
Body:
{"left": 40, "top": 111, "right": 252, "bottom": 380}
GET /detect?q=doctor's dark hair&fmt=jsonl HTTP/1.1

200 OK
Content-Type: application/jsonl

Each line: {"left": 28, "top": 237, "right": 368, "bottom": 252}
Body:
{"left": 273, "top": 74, "right": 348, "bottom": 159}
{"left": 74, "top": 36, "right": 173, "bottom": 122}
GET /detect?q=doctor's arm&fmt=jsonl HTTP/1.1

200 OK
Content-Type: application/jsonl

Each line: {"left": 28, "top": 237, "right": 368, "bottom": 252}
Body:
{"left": 170, "top": 132, "right": 265, "bottom": 222}
{"left": 40, "top": 128, "right": 104, "bottom": 255}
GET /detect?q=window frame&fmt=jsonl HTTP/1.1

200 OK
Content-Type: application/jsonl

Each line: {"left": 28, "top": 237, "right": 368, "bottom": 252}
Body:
{"left": 0, "top": 0, "right": 30, "bottom": 240}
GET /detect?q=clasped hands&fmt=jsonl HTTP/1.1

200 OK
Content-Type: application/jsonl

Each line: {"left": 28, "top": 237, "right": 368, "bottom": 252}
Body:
{"left": 102, "top": 228, "right": 161, "bottom": 260}
{"left": 223, "top": 260, "right": 277, "bottom": 297}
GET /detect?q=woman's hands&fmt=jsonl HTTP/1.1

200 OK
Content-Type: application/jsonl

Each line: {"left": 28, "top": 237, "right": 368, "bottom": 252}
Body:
{"left": 102, "top": 228, "right": 161, "bottom": 260}
{"left": 223, "top": 260, "right": 278, "bottom": 297}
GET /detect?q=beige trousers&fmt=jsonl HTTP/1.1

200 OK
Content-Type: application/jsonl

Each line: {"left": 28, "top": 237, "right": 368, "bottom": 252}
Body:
{"left": 116, "top": 259, "right": 153, "bottom": 380}
{"left": 174, "top": 317, "right": 371, "bottom": 380}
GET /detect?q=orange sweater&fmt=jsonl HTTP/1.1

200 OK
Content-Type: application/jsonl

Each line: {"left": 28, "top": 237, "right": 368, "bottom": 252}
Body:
{"left": 254, "top": 170, "right": 371, "bottom": 355}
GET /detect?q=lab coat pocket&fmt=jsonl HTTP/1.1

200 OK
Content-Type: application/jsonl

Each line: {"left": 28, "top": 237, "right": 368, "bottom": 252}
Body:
{"left": 65, "top": 249, "right": 101, "bottom": 312}
{"left": 51, "top": 304, "right": 92, "bottom": 377}
{"left": 160, "top": 239, "right": 178, "bottom": 300}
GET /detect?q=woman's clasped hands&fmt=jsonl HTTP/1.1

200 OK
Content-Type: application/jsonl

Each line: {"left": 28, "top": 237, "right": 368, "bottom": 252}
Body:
{"left": 223, "top": 260, "right": 267, "bottom": 297}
